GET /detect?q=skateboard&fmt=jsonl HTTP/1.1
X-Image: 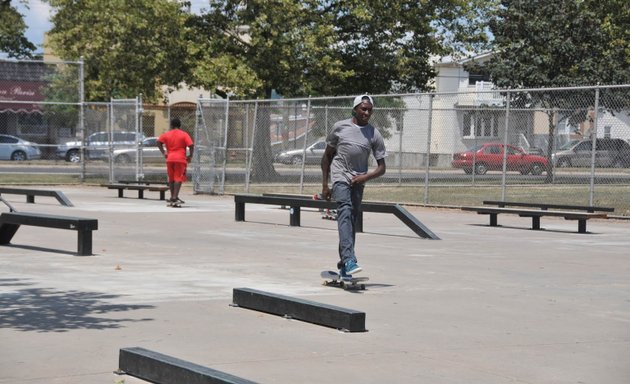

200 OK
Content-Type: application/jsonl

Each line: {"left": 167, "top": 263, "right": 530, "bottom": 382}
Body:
{"left": 313, "top": 193, "right": 337, "bottom": 220}
{"left": 167, "top": 198, "right": 185, "bottom": 208}
{"left": 321, "top": 270, "right": 368, "bottom": 290}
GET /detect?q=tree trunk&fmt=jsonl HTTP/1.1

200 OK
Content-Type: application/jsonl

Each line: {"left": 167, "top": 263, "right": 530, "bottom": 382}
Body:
{"left": 544, "top": 112, "right": 555, "bottom": 184}
{"left": 250, "top": 92, "right": 280, "bottom": 182}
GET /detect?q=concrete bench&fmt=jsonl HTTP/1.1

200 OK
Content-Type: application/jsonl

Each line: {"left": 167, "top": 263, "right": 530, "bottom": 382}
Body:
{"left": 461, "top": 206, "right": 607, "bottom": 233}
{"left": 483, "top": 200, "right": 614, "bottom": 213}
{"left": 0, "top": 212, "right": 98, "bottom": 255}
{"left": 102, "top": 183, "right": 169, "bottom": 200}
{"left": 0, "top": 187, "right": 73, "bottom": 207}
{"left": 234, "top": 193, "right": 439, "bottom": 239}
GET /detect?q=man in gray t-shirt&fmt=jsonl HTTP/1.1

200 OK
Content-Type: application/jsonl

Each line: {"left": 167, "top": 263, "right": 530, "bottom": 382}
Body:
{"left": 321, "top": 95, "right": 387, "bottom": 277}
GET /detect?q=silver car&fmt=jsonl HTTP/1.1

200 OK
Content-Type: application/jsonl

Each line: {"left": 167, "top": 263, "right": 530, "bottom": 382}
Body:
{"left": 112, "top": 137, "right": 164, "bottom": 164}
{"left": 56, "top": 131, "right": 145, "bottom": 162}
{"left": 0, "top": 134, "right": 42, "bottom": 161}
{"left": 552, "top": 138, "right": 630, "bottom": 168}
{"left": 274, "top": 140, "right": 327, "bottom": 165}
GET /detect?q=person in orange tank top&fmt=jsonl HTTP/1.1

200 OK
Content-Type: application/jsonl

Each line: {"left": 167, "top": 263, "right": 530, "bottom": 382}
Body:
{"left": 157, "top": 118, "right": 194, "bottom": 206}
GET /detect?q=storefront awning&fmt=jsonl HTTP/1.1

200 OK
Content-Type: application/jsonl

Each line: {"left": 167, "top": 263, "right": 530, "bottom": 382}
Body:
{"left": 0, "top": 80, "right": 45, "bottom": 114}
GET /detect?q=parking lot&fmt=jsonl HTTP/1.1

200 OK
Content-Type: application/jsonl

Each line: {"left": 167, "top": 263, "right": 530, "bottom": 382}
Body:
{"left": 1, "top": 185, "right": 629, "bottom": 383}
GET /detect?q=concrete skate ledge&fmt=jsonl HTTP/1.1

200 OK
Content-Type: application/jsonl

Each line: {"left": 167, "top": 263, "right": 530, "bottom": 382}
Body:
{"left": 232, "top": 287, "right": 366, "bottom": 332}
{"left": 118, "top": 347, "right": 257, "bottom": 384}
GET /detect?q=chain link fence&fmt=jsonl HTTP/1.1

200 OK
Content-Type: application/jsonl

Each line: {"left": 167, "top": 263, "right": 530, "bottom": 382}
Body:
{"left": 2, "top": 58, "right": 629, "bottom": 216}
{"left": 0, "top": 58, "right": 82, "bottom": 161}
{"left": 196, "top": 86, "right": 630, "bottom": 216}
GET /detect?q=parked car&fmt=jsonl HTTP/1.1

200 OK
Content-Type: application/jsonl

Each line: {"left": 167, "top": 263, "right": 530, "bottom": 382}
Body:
{"left": 451, "top": 143, "right": 548, "bottom": 175}
{"left": 56, "top": 131, "right": 145, "bottom": 162}
{"left": 552, "top": 138, "right": 630, "bottom": 168}
{"left": 274, "top": 140, "right": 327, "bottom": 165}
{"left": 556, "top": 139, "right": 581, "bottom": 152}
{"left": 0, "top": 134, "right": 42, "bottom": 161}
{"left": 112, "top": 137, "right": 164, "bottom": 164}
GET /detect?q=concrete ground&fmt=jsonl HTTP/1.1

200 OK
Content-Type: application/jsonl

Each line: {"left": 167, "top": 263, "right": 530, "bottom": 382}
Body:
{"left": 0, "top": 185, "right": 629, "bottom": 384}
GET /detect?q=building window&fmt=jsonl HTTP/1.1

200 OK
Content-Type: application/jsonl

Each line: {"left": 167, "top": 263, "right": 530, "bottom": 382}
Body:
{"left": 468, "top": 72, "right": 491, "bottom": 86}
{"left": 463, "top": 111, "right": 499, "bottom": 138}
{"left": 17, "top": 113, "right": 46, "bottom": 135}
{"left": 604, "top": 125, "right": 611, "bottom": 138}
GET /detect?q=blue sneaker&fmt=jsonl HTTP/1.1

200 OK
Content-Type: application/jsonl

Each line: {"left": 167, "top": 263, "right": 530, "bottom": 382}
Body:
{"left": 339, "top": 265, "right": 352, "bottom": 279}
{"left": 345, "top": 260, "right": 362, "bottom": 275}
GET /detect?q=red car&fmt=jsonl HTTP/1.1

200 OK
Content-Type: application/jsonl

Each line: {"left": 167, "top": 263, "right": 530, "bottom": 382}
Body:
{"left": 452, "top": 143, "right": 548, "bottom": 175}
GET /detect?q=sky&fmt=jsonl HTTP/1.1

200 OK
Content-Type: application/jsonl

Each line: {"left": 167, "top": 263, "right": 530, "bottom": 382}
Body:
{"left": 15, "top": 0, "right": 52, "bottom": 53}
{"left": 15, "top": 0, "right": 211, "bottom": 54}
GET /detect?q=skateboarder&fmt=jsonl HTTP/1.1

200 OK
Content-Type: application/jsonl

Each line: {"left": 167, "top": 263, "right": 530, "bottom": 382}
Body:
{"left": 157, "top": 118, "right": 194, "bottom": 207}
{"left": 320, "top": 94, "right": 387, "bottom": 277}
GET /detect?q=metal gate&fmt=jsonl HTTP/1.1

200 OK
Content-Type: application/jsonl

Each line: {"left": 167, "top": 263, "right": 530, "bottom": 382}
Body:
{"left": 194, "top": 98, "right": 228, "bottom": 194}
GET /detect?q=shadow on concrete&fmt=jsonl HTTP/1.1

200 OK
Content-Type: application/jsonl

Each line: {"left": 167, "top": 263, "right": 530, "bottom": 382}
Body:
{"left": 1, "top": 243, "right": 91, "bottom": 256}
{"left": 0, "top": 278, "right": 154, "bottom": 333}
{"left": 467, "top": 223, "right": 602, "bottom": 235}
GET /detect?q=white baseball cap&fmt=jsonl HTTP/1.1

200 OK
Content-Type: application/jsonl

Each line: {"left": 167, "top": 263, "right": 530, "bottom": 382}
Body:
{"left": 353, "top": 94, "right": 374, "bottom": 109}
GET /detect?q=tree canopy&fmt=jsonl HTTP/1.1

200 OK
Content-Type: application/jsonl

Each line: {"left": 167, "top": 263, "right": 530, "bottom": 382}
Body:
{"left": 480, "top": 0, "right": 630, "bottom": 88}
{"left": 46, "top": 0, "right": 190, "bottom": 102}
{"left": 191, "top": 0, "right": 493, "bottom": 98}
{"left": 43, "top": 0, "right": 492, "bottom": 101}
{"left": 0, "top": 0, "right": 36, "bottom": 58}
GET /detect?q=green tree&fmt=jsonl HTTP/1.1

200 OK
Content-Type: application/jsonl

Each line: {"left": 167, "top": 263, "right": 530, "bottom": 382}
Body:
{"left": 45, "top": 0, "right": 190, "bottom": 102}
{"left": 191, "top": 1, "right": 351, "bottom": 180}
{"left": 329, "top": 0, "right": 495, "bottom": 95}
{"left": 192, "top": 0, "right": 492, "bottom": 180}
{"left": 0, "top": 0, "right": 36, "bottom": 58}
{"left": 474, "top": 0, "right": 630, "bottom": 182}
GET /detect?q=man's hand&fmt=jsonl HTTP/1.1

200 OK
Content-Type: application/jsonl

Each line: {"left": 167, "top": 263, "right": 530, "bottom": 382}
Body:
{"left": 321, "top": 185, "right": 332, "bottom": 201}
{"left": 351, "top": 174, "right": 369, "bottom": 185}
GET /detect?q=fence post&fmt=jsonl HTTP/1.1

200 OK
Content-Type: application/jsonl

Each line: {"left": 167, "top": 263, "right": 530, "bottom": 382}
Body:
{"left": 299, "top": 97, "right": 312, "bottom": 194}
{"left": 423, "top": 94, "right": 434, "bottom": 204}
{"left": 245, "top": 101, "right": 258, "bottom": 193}
{"left": 501, "top": 89, "right": 511, "bottom": 201}
{"left": 220, "top": 96, "right": 230, "bottom": 195}
{"left": 79, "top": 57, "right": 86, "bottom": 182}
{"left": 135, "top": 94, "right": 143, "bottom": 182}
{"left": 589, "top": 87, "right": 600, "bottom": 206}
{"left": 397, "top": 104, "right": 404, "bottom": 185}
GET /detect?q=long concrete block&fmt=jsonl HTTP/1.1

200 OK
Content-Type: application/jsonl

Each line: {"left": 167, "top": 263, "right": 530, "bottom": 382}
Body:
{"left": 118, "top": 347, "right": 257, "bottom": 384}
{"left": 232, "top": 287, "right": 366, "bottom": 332}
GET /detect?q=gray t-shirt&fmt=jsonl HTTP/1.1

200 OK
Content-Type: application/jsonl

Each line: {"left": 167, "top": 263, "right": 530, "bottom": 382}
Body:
{"left": 326, "top": 118, "right": 387, "bottom": 185}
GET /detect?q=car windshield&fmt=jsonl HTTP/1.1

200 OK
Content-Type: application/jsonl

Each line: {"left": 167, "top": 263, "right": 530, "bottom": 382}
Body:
{"left": 467, "top": 144, "right": 485, "bottom": 152}
{"left": 557, "top": 140, "right": 580, "bottom": 150}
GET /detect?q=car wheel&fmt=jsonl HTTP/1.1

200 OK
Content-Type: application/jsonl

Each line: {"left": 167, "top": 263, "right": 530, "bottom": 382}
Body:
{"left": 115, "top": 154, "right": 131, "bottom": 164}
{"left": 11, "top": 151, "right": 27, "bottom": 161}
{"left": 463, "top": 168, "right": 472, "bottom": 175}
{"left": 530, "top": 163, "right": 544, "bottom": 175}
{"left": 474, "top": 163, "right": 488, "bottom": 175}
{"left": 291, "top": 155, "right": 302, "bottom": 165}
{"left": 66, "top": 149, "right": 80, "bottom": 163}
{"left": 557, "top": 158, "right": 571, "bottom": 168}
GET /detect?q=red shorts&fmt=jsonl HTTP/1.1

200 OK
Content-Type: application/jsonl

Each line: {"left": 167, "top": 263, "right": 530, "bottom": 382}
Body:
{"left": 166, "top": 162, "right": 187, "bottom": 183}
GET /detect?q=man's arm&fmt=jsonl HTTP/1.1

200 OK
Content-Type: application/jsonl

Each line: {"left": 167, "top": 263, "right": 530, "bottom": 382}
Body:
{"left": 157, "top": 141, "right": 166, "bottom": 158}
{"left": 320, "top": 145, "right": 335, "bottom": 200}
{"left": 351, "top": 158, "right": 386, "bottom": 185}
{"left": 187, "top": 144, "right": 194, "bottom": 162}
